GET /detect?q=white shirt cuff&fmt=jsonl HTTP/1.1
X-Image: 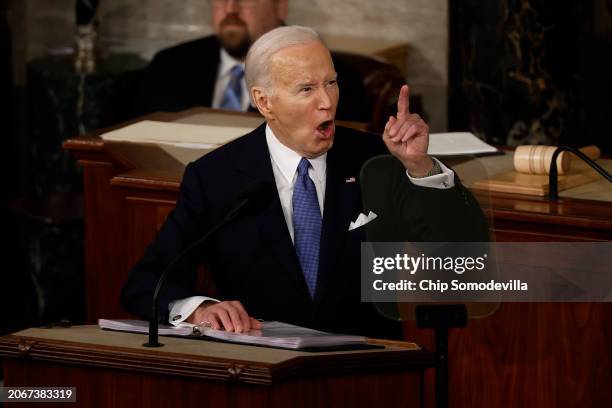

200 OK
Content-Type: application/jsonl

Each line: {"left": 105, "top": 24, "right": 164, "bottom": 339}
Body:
{"left": 168, "top": 296, "right": 219, "bottom": 326}
{"left": 406, "top": 157, "right": 455, "bottom": 189}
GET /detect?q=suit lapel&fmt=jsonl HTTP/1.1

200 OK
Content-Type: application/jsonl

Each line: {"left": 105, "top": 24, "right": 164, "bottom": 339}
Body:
{"left": 314, "top": 144, "right": 357, "bottom": 306}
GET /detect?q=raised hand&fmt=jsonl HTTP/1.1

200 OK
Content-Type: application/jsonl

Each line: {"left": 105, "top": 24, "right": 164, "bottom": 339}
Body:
{"left": 382, "top": 85, "right": 433, "bottom": 176}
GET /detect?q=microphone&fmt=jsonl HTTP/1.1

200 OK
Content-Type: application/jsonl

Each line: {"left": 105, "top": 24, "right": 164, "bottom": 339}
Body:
{"left": 143, "top": 181, "right": 275, "bottom": 347}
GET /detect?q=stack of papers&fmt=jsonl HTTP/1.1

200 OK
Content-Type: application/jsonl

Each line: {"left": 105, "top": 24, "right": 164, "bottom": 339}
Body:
{"left": 100, "top": 120, "right": 253, "bottom": 148}
{"left": 99, "top": 319, "right": 193, "bottom": 336}
{"left": 99, "top": 319, "right": 368, "bottom": 350}
{"left": 428, "top": 132, "right": 499, "bottom": 156}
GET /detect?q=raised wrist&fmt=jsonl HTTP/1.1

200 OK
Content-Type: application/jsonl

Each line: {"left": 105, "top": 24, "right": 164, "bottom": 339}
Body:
{"left": 405, "top": 156, "right": 436, "bottom": 177}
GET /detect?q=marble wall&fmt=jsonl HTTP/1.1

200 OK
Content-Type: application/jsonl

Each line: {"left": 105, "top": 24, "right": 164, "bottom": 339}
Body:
{"left": 448, "top": 0, "right": 608, "bottom": 150}
{"left": 9, "top": 0, "right": 449, "bottom": 130}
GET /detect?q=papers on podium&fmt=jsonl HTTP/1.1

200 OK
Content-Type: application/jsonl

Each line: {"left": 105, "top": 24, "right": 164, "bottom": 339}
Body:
{"left": 99, "top": 319, "right": 369, "bottom": 350}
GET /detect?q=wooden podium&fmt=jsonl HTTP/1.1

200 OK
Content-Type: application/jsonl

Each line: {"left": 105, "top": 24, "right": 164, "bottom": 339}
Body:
{"left": 63, "top": 109, "right": 612, "bottom": 407}
{"left": 0, "top": 326, "right": 435, "bottom": 407}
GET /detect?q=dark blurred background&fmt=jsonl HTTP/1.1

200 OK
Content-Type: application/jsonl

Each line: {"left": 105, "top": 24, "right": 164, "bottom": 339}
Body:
{"left": 449, "top": 0, "right": 611, "bottom": 151}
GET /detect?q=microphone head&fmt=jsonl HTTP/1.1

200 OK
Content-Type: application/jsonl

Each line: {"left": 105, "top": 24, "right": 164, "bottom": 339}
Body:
{"left": 235, "top": 181, "right": 276, "bottom": 217}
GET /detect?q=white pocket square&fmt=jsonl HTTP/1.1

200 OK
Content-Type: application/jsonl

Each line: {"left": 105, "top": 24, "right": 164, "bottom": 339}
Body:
{"left": 348, "top": 211, "right": 378, "bottom": 231}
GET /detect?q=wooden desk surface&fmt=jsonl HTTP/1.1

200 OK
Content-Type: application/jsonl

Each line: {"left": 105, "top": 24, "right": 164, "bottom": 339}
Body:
{"left": 0, "top": 326, "right": 433, "bottom": 385}
{"left": 451, "top": 152, "right": 612, "bottom": 202}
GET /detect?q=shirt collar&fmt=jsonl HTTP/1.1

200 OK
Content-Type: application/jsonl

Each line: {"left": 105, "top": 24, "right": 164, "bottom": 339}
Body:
{"left": 265, "top": 124, "right": 327, "bottom": 184}
{"left": 219, "top": 48, "right": 245, "bottom": 78}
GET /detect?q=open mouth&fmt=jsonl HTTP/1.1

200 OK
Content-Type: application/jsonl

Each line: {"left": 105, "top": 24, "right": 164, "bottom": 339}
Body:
{"left": 316, "top": 120, "right": 334, "bottom": 138}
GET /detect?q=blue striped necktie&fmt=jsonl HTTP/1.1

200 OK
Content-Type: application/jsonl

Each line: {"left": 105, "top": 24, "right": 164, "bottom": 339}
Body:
{"left": 220, "top": 65, "right": 244, "bottom": 111}
{"left": 292, "top": 158, "right": 322, "bottom": 299}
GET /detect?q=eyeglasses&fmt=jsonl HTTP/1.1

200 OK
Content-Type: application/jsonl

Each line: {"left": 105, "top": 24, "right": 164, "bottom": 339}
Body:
{"left": 211, "top": 0, "right": 259, "bottom": 9}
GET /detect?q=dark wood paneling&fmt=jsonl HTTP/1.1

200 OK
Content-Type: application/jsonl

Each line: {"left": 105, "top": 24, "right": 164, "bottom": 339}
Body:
{"left": 269, "top": 370, "right": 422, "bottom": 408}
{"left": 3, "top": 358, "right": 423, "bottom": 408}
{"left": 125, "top": 196, "right": 175, "bottom": 270}
{"left": 82, "top": 160, "right": 128, "bottom": 321}
{"left": 3, "top": 358, "right": 269, "bottom": 408}
{"left": 474, "top": 191, "right": 612, "bottom": 242}
{"left": 405, "top": 303, "right": 612, "bottom": 407}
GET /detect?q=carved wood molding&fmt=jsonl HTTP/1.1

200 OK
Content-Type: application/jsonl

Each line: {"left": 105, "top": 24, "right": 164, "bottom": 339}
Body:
{"left": 0, "top": 335, "right": 435, "bottom": 386}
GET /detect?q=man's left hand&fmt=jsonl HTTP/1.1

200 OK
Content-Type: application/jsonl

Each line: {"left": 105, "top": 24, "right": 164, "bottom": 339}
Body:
{"left": 382, "top": 84, "right": 433, "bottom": 177}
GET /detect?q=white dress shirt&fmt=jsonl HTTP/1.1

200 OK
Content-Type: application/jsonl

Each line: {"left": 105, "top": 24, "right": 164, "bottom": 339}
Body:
{"left": 168, "top": 125, "right": 455, "bottom": 325}
{"left": 266, "top": 126, "right": 327, "bottom": 242}
{"left": 211, "top": 49, "right": 250, "bottom": 111}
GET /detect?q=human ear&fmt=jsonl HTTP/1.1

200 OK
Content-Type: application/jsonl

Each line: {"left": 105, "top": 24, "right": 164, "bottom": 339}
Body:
{"left": 251, "top": 87, "right": 273, "bottom": 118}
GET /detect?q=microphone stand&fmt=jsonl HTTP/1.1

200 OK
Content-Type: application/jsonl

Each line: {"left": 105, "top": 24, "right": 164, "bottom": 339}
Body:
{"left": 143, "top": 199, "right": 248, "bottom": 347}
{"left": 415, "top": 304, "right": 467, "bottom": 408}
{"left": 548, "top": 146, "right": 612, "bottom": 200}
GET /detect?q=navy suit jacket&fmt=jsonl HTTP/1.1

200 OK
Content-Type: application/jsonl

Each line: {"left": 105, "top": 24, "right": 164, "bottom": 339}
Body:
{"left": 138, "top": 36, "right": 372, "bottom": 122}
{"left": 120, "top": 124, "right": 487, "bottom": 338}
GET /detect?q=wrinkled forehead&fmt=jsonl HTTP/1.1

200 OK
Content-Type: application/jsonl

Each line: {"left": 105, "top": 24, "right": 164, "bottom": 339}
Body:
{"left": 269, "top": 41, "right": 336, "bottom": 85}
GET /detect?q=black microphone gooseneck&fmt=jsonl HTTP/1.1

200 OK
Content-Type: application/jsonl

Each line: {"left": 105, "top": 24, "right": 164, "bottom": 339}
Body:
{"left": 548, "top": 146, "right": 612, "bottom": 200}
{"left": 143, "top": 182, "right": 274, "bottom": 347}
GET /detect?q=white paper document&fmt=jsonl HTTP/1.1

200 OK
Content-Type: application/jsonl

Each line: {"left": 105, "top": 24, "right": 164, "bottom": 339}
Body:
{"left": 427, "top": 132, "right": 499, "bottom": 156}
{"left": 100, "top": 120, "right": 253, "bottom": 147}
{"left": 98, "top": 319, "right": 368, "bottom": 350}
{"left": 99, "top": 319, "right": 193, "bottom": 336}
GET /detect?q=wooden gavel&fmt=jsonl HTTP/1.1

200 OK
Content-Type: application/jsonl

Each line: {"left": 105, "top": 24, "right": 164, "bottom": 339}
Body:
{"left": 514, "top": 145, "right": 601, "bottom": 175}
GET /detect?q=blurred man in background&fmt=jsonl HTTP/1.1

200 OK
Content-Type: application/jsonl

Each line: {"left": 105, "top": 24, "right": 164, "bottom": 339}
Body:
{"left": 140, "top": 0, "right": 288, "bottom": 113}
{"left": 139, "top": 0, "right": 369, "bottom": 121}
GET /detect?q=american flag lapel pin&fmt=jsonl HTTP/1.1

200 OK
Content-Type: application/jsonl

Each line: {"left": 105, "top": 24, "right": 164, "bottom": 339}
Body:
{"left": 345, "top": 176, "right": 356, "bottom": 183}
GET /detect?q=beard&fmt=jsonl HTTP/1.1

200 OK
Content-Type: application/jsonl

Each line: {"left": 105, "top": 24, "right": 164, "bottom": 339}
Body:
{"left": 218, "top": 14, "right": 252, "bottom": 59}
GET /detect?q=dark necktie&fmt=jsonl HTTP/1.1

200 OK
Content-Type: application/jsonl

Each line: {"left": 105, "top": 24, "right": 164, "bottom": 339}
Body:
{"left": 292, "top": 158, "right": 322, "bottom": 299}
{"left": 220, "top": 65, "right": 244, "bottom": 111}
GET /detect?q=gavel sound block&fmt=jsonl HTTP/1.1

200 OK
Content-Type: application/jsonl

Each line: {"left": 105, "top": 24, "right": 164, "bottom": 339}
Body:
{"left": 472, "top": 145, "right": 602, "bottom": 196}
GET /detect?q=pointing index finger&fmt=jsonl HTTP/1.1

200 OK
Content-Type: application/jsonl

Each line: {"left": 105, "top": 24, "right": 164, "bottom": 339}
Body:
{"left": 396, "top": 85, "right": 410, "bottom": 120}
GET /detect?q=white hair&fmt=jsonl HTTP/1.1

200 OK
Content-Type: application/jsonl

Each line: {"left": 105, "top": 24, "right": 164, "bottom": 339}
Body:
{"left": 245, "top": 25, "right": 323, "bottom": 96}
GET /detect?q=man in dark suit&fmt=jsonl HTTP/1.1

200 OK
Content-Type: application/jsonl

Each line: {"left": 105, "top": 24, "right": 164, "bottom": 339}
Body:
{"left": 139, "top": 0, "right": 370, "bottom": 122}
{"left": 121, "top": 26, "right": 487, "bottom": 339}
